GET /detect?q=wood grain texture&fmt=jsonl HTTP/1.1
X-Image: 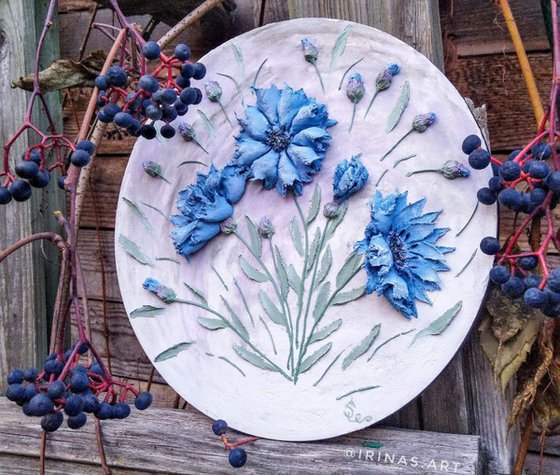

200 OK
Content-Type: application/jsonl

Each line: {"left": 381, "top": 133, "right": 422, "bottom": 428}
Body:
{"left": 0, "top": 0, "right": 62, "bottom": 392}
{"left": 0, "top": 397, "right": 482, "bottom": 474}
{"left": 254, "top": 0, "right": 288, "bottom": 25}
{"left": 440, "top": 0, "right": 549, "bottom": 57}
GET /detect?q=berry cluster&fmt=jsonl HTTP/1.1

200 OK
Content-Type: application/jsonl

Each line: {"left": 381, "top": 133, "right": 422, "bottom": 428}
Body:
{"left": 211, "top": 419, "right": 257, "bottom": 468}
{"left": 94, "top": 41, "right": 206, "bottom": 141}
{"left": 462, "top": 133, "right": 560, "bottom": 317}
{"left": 5, "top": 341, "right": 152, "bottom": 432}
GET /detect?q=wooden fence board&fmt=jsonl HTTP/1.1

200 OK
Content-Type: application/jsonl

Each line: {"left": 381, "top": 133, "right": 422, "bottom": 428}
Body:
{"left": 0, "top": 397, "right": 482, "bottom": 474}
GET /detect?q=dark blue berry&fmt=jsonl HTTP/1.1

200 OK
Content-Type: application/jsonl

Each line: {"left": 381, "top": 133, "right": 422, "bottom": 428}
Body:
{"left": 94, "top": 402, "right": 113, "bottom": 420}
{"left": 181, "top": 63, "right": 195, "bottom": 78}
{"left": 499, "top": 160, "right": 521, "bottom": 181}
{"left": 0, "top": 186, "right": 12, "bottom": 204}
{"left": 72, "top": 365, "right": 88, "bottom": 374}
{"left": 95, "top": 75, "right": 109, "bottom": 90}
{"left": 542, "top": 304, "right": 560, "bottom": 318}
{"left": 530, "top": 188, "right": 547, "bottom": 204}
{"left": 546, "top": 171, "right": 560, "bottom": 193}
{"left": 7, "top": 369, "right": 24, "bottom": 385}
{"left": 15, "top": 161, "right": 39, "bottom": 179}
{"left": 28, "top": 170, "right": 51, "bottom": 188}
{"left": 477, "top": 187, "right": 496, "bottom": 205}
{"left": 70, "top": 149, "right": 91, "bottom": 167}
{"left": 142, "top": 41, "right": 161, "bottom": 60}
{"left": 89, "top": 361, "right": 103, "bottom": 376}
{"left": 468, "top": 149, "right": 491, "bottom": 170}
{"left": 29, "top": 149, "right": 42, "bottom": 164}
{"left": 546, "top": 269, "right": 560, "bottom": 292}
{"left": 99, "top": 103, "right": 121, "bottom": 122}
{"left": 29, "top": 393, "right": 55, "bottom": 416}
{"left": 523, "top": 159, "right": 534, "bottom": 173}
{"left": 161, "top": 106, "right": 178, "bottom": 122}
{"left": 44, "top": 359, "right": 63, "bottom": 376}
{"left": 529, "top": 161, "right": 549, "bottom": 179}
{"left": 480, "top": 236, "right": 500, "bottom": 255}
{"left": 65, "top": 394, "right": 84, "bottom": 416}
{"left": 176, "top": 76, "right": 190, "bottom": 88}
{"left": 9, "top": 179, "right": 32, "bottom": 201}
{"left": 193, "top": 88, "right": 203, "bottom": 105}
{"left": 67, "top": 412, "right": 87, "bottom": 429}
{"left": 70, "top": 372, "right": 89, "bottom": 393}
{"left": 532, "top": 142, "right": 552, "bottom": 160}
{"left": 58, "top": 176, "right": 67, "bottom": 190}
{"left": 77, "top": 342, "right": 89, "bottom": 355}
{"left": 212, "top": 419, "right": 228, "bottom": 435}
{"left": 489, "top": 265, "right": 510, "bottom": 284}
{"left": 192, "top": 63, "right": 206, "bottom": 80}
{"left": 23, "top": 368, "right": 38, "bottom": 382}
{"left": 508, "top": 149, "right": 522, "bottom": 161}
{"left": 134, "top": 391, "right": 153, "bottom": 410}
{"left": 82, "top": 394, "right": 100, "bottom": 413}
{"left": 180, "top": 87, "right": 197, "bottom": 105}
{"left": 524, "top": 288, "right": 548, "bottom": 308}
{"left": 139, "top": 75, "right": 160, "bottom": 93}
{"left": 517, "top": 256, "right": 538, "bottom": 270}
{"left": 461, "top": 134, "right": 481, "bottom": 154}
{"left": 113, "top": 402, "right": 131, "bottom": 419}
{"left": 140, "top": 125, "right": 157, "bottom": 140}
{"left": 47, "top": 380, "right": 66, "bottom": 400}
{"left": 498, "top": 188, "right": 521, "bottom": 209}
{"left": 114, "top": 112, "right": 134, "bottom": 128}
{"left": 41, "top": 412, "right": 64, "bottom": 432}
{"left": 488, "top": 176, "right": 502, "bottom": 193}
{"left": 160, "top": 88, "right": 177, "bottom": 105}
{"left": 174, "top": 44, "right": 191, "bottom": 61}
{"left": 229, "top": 447, "right": 247, "bottom": 468}
{"left": 145, "top": 104, "right": 163, "bottom": 121}
{"left": 76, "top": 140, "right": 95, "bottom": 155}
{"left": 160, "top": 124, "right": 176, "bottom": 139}
{"left": 174, "top": 101, "right": 189, "bottom": 116}
{"left": 501, "top": 276, "right": 525, "bottom": 298}
{"left": 107, "top": 65, "right": 127, "bottom": 87}
{"left": 6, "top": 383, "right": 25, "bottom": 402}
{"left": 525, "top": 274, "right": 541, "bottom": 288}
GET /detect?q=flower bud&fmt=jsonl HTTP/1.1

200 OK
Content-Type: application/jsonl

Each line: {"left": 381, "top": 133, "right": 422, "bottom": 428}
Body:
{"left": 142, "top": 160, "right": 162, "bottom": 178}
{"left": 375, "top": 63, "right": 400, "bottom": 91}
{"left": 204, "top": 80, "right": 222, "bottom": 102}
{"left": 258, "top": 216, "right": 275, "bottom": 239}
{"left": 440, "top": 160, "right": 471, "bottom": 179}
{"left": 178, "top": 122, "right": 196, "bottom": 142}
{"left": 412, "top": 112, "right": 436, "bottom": 132}
{"left": 220, "top": 217, "right": 237, "bottom": 235}
{"left": 142, "top": 278, "right": 177, "bottom": 304}
{"left": 346, "top": 73, "right": 365, "bottom": 103}
{"left": 301, "top": 38, "right": 318, "bottom": 64}
{"left": 323, "top": 200, "right": 341, "bottom": 219}
{"left": 332, "top": 154, "right": 369, "bottom": 202}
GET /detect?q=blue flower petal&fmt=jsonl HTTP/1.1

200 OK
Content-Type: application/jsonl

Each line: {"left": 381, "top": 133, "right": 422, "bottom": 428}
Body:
{"left": 237, "top": 105, "right": 270, "bottom": 141}
{"left": 277, "top": 85, "right": 309, "bottom": 129}
{"left": 276, "top": 151, "right": 301, "bottom": 196}
{"left": 221, "top": 165, "right": 248, "bottom": 204}
{"left": 233, "top": 135, "right": 271, "bottom": 168}
{"left": 190, "top": 221, "right": 222, "bottom": 244}
{"left": 290, "top": 103, "right": 330, "bottom": 135}
{"left": 250, "top": 149, "right": 281, "bottom": 190}
{"left": 384, "top": 289, "right": 417, "bottom": 319}
{"left": 201, "top": 195, "right": 234, "bottom": 223}
{"left": 255, "top": 85, "right": 281, "bottom": 125}
{"left": 292, "top": 127, "right": 332, "bottom": 155}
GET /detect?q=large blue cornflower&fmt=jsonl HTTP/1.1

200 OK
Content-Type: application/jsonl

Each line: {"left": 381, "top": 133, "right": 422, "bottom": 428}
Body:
{"left": 170, "top": 164, "right": 248, "bottom": 258}
{"left": 355, "top": 191, "right": 454, "bottom": 319}
{"left": 232, "top": 84, "right": 336, "bottom": 196}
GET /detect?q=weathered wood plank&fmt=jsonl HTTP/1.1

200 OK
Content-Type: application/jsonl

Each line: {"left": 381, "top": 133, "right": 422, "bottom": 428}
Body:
{"left": 524, "top": 452, "right": 560, "bottom": 475}
{"left": 0, "top": 0, "right": 62, "bottom": 391}
{"left": 254, "top": 0, "right": 288, "bottom": 25}
{"left": 440, "top": 0, "right": 549, "bottom": 57}
{"left": 0, "top": 397, "right": 482, "bottom": 474}
{"left": 530, "top": 434, "right": 560, "bottom": 456}
{"left": 446, "top": 52, "right": 552, "bottom": 152}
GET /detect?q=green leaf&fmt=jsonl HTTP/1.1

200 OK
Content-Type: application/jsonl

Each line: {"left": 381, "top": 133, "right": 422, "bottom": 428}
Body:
{"left": 385, "top": 80, "right": 410, "bottom": 133}
{"left": 325, "top": 200, "right": 348, "bottom": 241}
{"left": 259, "top": 290, "right": 286, "bottom": 327}
{"left": 221, "top": 296, "right": 249, "bottom": 340}
{"left": 411, "top": 301, "right": 463, "bottom": 346}
{"left": 122, "top": 197, "right": 153, "bottom": 231}
{"left": 197, "top": 109, "right": 216, "bottom": 138}
{"left": 141, "top": 201, "right": 170, "bottom": 222}
{"left": 239, "top": 255, "right": 268, "bottom": 283}
{"left": 245, "top": 216, "right": 262, "bottom": 258}
{"left": 313, "top": 281, "right": 331, "bottom": 322}
{"left": 130, "top": 305, "right": 165, "bottom": 318}
{"left": 154, "top": 342, "right": 194, "bottom": 362}
{"left": 306, "top": 185, "right": 321, "bottom": 225}
{"left": 332, "top": 286, "right": 365, "bottom": 305}
{"left": 309, "top": 318, "right": 342, "bottom": 344}
{"left": 287, "top": 264, "right": 302, "bottom": 292}
{"left": 233, "top": 345, "right": 278, "bottom": 372}
{"left": 274, "top": 245, "right": 289, "bottom": 298}
{"left": 342, "top": 324, "right": 381, "bottom": 370}
{"left": 231, "top": 42, "right": 245, "bottom": 78}
{"left": 118, "top": 234, "right": 154, "bottom": 266}
{"left": 299, "top": 342, "right": 332, "bottom": 374}
{"left": 197, "top": 316, "right": 227, "bottom": 331}
{"left": 177, "top": 160, "right": 208, "bottom": 167}
{"left": 306, "top": 227, "right": 322, "bottom": 274}
{"left": 336, "top": 252, "right": 363, "bottom": 288}
{"left": 329, "top": 24, "right": 352, "bottom": 70}
{"left": 314, "top": 245, "right": 333, "bottom": 289}
{"left": 183, "top": 282, "right": 208, "bottom": 305}
{"left": 291, "top": 217, "right": 304, "bottom": 256}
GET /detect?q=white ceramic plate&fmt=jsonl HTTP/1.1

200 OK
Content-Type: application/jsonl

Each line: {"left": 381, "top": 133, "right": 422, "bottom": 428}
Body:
{"left": 115, "top": 18, "right": 496, "bottom": 441}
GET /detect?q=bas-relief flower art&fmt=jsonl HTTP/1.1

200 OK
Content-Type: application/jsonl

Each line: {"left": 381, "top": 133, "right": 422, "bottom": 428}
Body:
{"left": 232, "top": 84, "right": 336, "bottom": 196}
{"left": 356, "top": 191, "right": 455, "bottom": 319}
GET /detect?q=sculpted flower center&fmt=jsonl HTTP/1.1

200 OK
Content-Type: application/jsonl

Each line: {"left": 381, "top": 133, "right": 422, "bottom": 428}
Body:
{"left": 388, "top": 231, "right": 407, "bottom": 270}
{"left": 265, "top": 127, "right": 292, "bottom": 152}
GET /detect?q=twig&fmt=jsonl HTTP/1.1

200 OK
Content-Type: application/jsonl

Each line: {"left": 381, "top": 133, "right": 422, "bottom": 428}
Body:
{"left": 0, "top": 232, "right": 66, "bottom": 263}
{"left": 78, "top": 4, "right": 99, "bottom": 62}
{"left": 40, "top": 430, "right": 47, "bottom": 475}
{"left": 513, "top": 411, "right": 533, "bottom": 475}
{"left": 94, "top": 419, "right": 112, "bottom": 475}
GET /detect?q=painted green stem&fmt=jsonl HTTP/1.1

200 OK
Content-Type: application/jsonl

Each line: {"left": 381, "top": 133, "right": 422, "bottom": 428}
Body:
{"left": 312, "top": 62, "right": 325, "bottom": 93}
{"left": 364, "top": 90, "right": 379, "bottom": 118}
{"left": 406, "top": 168, "right": 441, "bottom": 177}
{"left": 380, "top": 128, "right": 413, "bottom": 161}
{"left": 217, "top": 99, "right": 233, "bottom": 127}
{"left": 349, "top": 102, "right": 358, "bottom": 132}
{"left": 293, "top": 196, "right": 310, "bottom": 349}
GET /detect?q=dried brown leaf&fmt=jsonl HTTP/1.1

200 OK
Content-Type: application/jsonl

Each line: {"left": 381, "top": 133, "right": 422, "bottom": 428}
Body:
{"left": 12, "top": 50, "right": 107, "bottom": 91}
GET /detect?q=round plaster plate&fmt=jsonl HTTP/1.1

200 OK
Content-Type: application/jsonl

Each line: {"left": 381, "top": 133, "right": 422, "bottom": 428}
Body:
{"left": 115, "top": 18, "right": 496, "bottom": 441}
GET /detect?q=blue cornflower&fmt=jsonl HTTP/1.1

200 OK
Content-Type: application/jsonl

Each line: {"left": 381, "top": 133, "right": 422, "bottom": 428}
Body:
{"left": 170, "top": 164, "right": 248, "bottom": 258}
{"left": 355, "top": 191, "right": 455, "bottom": 319}
{"left": 232, "top": 84, "right": 336, "bottom": 196}
{"left": 333, "top": 155, "right": 369, "bottom": 202}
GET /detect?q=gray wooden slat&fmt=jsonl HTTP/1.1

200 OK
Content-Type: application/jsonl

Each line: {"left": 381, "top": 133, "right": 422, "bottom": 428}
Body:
{"left": 524, "top": 452, "right": 560, "bottom": 475}
{"left": 0, "top": 397, "right": 481, "bottom": 474}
